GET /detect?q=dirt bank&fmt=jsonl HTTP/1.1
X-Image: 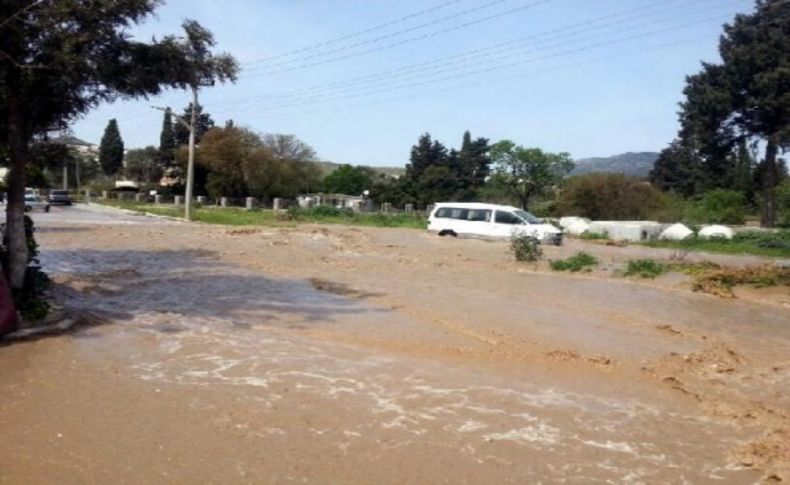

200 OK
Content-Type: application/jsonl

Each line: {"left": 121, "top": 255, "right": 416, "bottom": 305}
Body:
{"left": 1, "top": 205, "right": 788, "bottom": 482}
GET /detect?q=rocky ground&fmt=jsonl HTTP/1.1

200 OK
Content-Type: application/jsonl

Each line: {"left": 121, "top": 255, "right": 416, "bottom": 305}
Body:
{"left": 0, "top": 204, "right": 788, "bottom": 483}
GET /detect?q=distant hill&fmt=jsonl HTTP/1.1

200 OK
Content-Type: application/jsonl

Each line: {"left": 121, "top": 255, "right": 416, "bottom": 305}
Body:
{"left": 315, "top": 161, "right": 405, "bottom": 178}
{"left": 571, "top": 152, "right": 659, "bottom": 178}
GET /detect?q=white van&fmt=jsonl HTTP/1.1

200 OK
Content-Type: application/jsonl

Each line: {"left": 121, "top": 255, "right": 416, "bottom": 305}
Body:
{"left": 428, "top": 202, "right": 562, "bottom": 245}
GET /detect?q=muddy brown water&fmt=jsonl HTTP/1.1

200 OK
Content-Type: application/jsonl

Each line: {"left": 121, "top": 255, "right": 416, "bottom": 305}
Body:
{"left": 1, "top": 205, "right": 788, "bottom": 483}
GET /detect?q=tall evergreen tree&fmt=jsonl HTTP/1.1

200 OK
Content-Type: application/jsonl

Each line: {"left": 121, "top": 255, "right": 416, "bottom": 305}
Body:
{"left": 457, "top": 130, "right": 491, "bottom": 199}
{"left": 99, "top": 119, "right": 124, "bottom": 176}
{"left": 649, "top": 139, "right": 705, "bottom": 197}
{"left": 678, "top": 0, "right": 790, "bottom": 226}
{"left": 158, "top": 108, "right": 176, "bottom": 167}
{"left": 405, "top": 133, "right": 447, "bottom": 182}
{"left": 174, "top": 103, "right": 214, "bottom": 146}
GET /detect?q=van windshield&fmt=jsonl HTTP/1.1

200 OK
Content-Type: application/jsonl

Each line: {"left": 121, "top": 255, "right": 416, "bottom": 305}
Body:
{"left": 514, "top": 210, "right": 542, "bottom": 224}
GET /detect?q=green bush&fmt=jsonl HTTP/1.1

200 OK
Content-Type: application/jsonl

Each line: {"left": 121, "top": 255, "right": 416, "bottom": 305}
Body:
{"left": 510, "top": 234, "right": 542, "bottom": 262}
{"left": 579, "top": 231, "right": 608, "bottom": 240}
{"left": 557, "top": 173, "right": 666, "bottom": 220}
{"left": 684, "top": 189, "right": 749, "bottom": 225}
{"left": 777, "top": 180, "right": 790, "bottom": 228}
{"left": 550, "top": 251, "right": 598, "bottom": 272}
{"left": 624, "top": 259, "right": 666, "bottom": 278}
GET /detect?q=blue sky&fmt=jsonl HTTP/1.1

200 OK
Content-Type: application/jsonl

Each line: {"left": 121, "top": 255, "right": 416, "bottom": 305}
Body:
{"left": 71, "top": 0, "right": 755, "bottom": 166}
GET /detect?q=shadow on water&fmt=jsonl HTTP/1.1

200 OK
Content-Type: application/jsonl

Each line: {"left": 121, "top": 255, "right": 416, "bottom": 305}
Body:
{"left": 3, "top": 248, "right": 387, "bottom": 345}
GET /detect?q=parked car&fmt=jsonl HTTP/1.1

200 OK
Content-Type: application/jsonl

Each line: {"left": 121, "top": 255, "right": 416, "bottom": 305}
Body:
{"left": 48, "top": 189, "right": 72, "bottom": 205}
{"left": 428, "top": 202, "right": 563, "bottom": 245}
{"left": 24, "top": 194, "right": 50, "bottom": 212}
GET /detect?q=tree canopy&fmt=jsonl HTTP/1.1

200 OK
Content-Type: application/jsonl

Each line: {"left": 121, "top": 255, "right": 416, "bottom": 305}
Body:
{"left": 490, "top": 140, "right": 573, "bottom": 210}
{"left": 0, "top": 0, "right": 238, "bottom": 289}
{"left": 322, "top": 165, "right": 375, "bottom": 195}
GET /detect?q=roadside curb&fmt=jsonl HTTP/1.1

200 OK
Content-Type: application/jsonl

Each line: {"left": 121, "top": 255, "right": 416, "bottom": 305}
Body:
{"left": 88, "top": 202, "right": 190, "bottom": 223}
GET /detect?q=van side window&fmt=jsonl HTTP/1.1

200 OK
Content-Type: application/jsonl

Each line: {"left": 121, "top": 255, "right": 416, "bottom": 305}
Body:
{"left": 467, "top": 210, "right": 491, "bottom": 222}
{"left": 435, "top": 208, "right": 452, "bottom": 218}
{"left": 495, "top": 211, "right": 522, "bottom": 224}
{"left": 449, "top": 208, "right": 468, "bottom": 219}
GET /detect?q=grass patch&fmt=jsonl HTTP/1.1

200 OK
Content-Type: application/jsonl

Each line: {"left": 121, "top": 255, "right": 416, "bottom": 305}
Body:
{"left": 667, "top": 260, "right": 722, "bottom": 275}
{"left": 691, "top": 266, "right": 790, "bottom": 298}
{"left": 550, "top": 251, "right": 598, "bottom": 272}
{"left": 96, "top": 200, "right": 427, "bottom": 229}
{"left": 624, "top": 259, "right": 666, "bottom": 278}
{"left": 644, "top": 230, "right": 790, "bottom": 258}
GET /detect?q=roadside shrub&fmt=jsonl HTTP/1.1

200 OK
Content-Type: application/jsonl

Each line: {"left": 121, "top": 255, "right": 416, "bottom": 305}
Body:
{"left": 557, "top": 173, "right": 665, "bottom": 220}
{"left": 510, "top": 234, "right": 542, "bottom": 262}
{"left": 777, "top": 180, "right": 790, "bottom": 228}
{"left": 684, "top": 189, "right": 748, "bottom": 225}
{"left": 692, "top": 266, "right": 790, "bottom": 298}
{"left": 624, "top": 259, "right": 666, "bottom": 278}
{"left": 550, "top": 251, "right": 598, "bottom": 272}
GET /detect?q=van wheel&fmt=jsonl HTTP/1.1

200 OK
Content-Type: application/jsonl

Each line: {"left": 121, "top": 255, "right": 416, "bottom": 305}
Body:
{"left": 24, "top": 205, "right": 31, "bottom": 213}
{"left": 438, "top": 230, "right": 457, "bottom": 237}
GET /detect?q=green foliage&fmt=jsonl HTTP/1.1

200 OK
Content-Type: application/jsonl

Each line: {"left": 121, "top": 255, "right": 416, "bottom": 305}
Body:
{"left": 322, "top": 165, "right": 374, "bottom": 195}
{"left": 125, "top": 146, "right": 162, "bottom": 185}
{"left": 645, "top": 230, "right": 790, "bottom": 258}
{"left": 490, "top": 140, "right": 573, "bottom": 210}
{"left": 676, "top": 0, "right": 790, "bottom": 225}
{"left": 777, "top": 180, "right": 790, "bottom": 227}
{"left": 557, "top": 173, "right": 665, "bottom": 220}
{"left": 99, "top": 119, "right": 124, "bottom": 176}
{"left": 624, "top": 259, "right": 666, "bottom": 278}
{"left": 649, "top": 139, "right": 704, "bottom": 197}
{"left": 158, "top": 108, "right": 176, "bottom": 167}
{"left": 510, "top": 234, "right": 542, "bottom": 262}
{"left": 174, "top": 103, "right": 215, "bottom": 147}
{"left": 398, "top": 131, "right": 491, "bottom": 206}
{"left": 684, "top": 189, "right": 748, "bottom": 225}
{"left": 691, "top": 266, "right": 790, "bottom": 298}
{"left": 550, "top": 252, "right": 598, "bottom": 272}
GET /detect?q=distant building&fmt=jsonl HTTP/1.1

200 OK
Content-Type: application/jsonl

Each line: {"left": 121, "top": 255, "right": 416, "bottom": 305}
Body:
{"left": 51, "top": 135, "right": 99, "bottom": 156}
{"left": 297, "top": 193, "right": 367, "bottom": 211}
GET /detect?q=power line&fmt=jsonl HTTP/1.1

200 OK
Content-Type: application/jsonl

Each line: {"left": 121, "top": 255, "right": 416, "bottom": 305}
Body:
{"left": 247, "top": 0, "right": 523, "bottom": 69}
{"left": 245, "top": 0, "right": 552, "bottom": 76}
{"left": 243, "top": 0, "right": 466, "bottom": 64}
{"left": 215, "top": 3, "right": 747, "bottom": 115}
{"left": 217, "top": 11, "right": 749, "bottom": 116}
{"left": 216, "top": 0, "right": 716, "bottom": 109}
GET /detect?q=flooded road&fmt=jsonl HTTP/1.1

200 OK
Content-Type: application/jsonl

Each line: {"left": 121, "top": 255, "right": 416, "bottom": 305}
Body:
{"left": 1, "top": 205, "right": 788, "bottom": 482}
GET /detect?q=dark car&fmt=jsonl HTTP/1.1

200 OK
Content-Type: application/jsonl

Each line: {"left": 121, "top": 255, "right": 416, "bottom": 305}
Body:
{"left": 48, "top": 189, "right": 72, "bottom": 205}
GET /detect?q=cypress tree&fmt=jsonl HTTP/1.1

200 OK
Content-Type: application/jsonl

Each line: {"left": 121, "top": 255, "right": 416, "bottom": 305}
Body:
{"left": 99, "top": 119, "right": 124, "bottom": 176}
{"left": 158, "top": 108, "right": 176, "bottom": 167}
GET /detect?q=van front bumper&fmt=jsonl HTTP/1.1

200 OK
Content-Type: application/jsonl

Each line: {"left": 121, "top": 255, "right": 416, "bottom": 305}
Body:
{"left": 542, "top": 233, "right": 563, "bottom": 246}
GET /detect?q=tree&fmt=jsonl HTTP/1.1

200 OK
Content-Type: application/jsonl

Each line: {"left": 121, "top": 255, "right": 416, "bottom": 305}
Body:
{"left": 489, "top": 140, "right": 574, "bottom": 210}
{"left": 0, "top": 1, "right": 238, "bottom": 290}
{"left": 322, "top": 165, "right": 375, "bottom": 195}
{"left": 158, "top": 108, "right": 176, "bottom": 167}
{"left": 99, "top": 119, "right": 124, "bottom": 176}
{"left": 558, "top": 173, "right": 666, "bottom": 220}
{"left": 125, "top": 146, "right": 162, "bottom": 185}
{"left": 174, "top": 103, "right": 214, "bottom": 147}
{"left": 678, "top": 0, "right": 790, "bottom": 226}
{"left": 456, "top": 130, "right": 491, "bottom": 199}
{"left": 405, "top": 133, "right": 448, "bottom": 182}
{"left": 649, "top": 139, "right": 705, "bottom": 197}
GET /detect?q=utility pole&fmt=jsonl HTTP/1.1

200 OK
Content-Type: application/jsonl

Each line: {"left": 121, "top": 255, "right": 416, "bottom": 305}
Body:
{"left": 152, "top": 97, "right": 198, "bottom": 221}
{"left": 184, "top": 86, "right": 198, "bottom": 221}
